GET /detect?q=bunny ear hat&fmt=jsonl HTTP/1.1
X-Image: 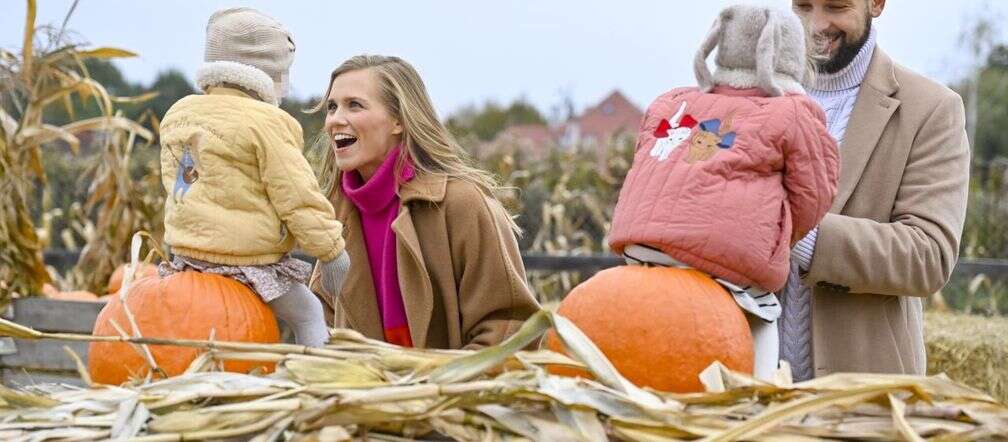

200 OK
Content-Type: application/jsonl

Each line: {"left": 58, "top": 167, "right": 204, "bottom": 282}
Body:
{"left": 695, "top": 5, "right": 809, "bottom": 96}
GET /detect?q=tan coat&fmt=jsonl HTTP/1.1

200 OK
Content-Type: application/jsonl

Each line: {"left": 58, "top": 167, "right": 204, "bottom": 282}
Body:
{"left": 803, "top": 48, "right": 970, "bottom": 376}
{"left": 310, "top": 173, "right": 541, "bottom": 350}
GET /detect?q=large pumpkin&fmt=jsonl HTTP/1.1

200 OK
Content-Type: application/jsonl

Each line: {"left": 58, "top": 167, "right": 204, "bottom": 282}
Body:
{"left": 88, "top": 271, "right": 280, "bottom": 384}
{"left": 546, "top": 265, "right": 752, "bottom": 393}
{"left": 107, "top": 263, "right": 159, "bottom": 294}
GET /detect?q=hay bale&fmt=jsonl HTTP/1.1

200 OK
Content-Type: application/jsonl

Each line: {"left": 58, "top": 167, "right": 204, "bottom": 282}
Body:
{"left": 926, "top": 311, "right": 1008, "bottom": 402}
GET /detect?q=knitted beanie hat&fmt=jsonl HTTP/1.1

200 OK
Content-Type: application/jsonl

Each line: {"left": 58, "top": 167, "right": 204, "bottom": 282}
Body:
{"left": 694, "top": 5, "right": 809, "bottom": 96}
{"left": 196, "top": 7, "right": 294, "bottom": 105}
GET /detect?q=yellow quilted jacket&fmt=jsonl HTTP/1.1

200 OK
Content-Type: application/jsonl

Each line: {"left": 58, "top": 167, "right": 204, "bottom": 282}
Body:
{"left": 160, "top": 87, "right": 344, "bottom": 265}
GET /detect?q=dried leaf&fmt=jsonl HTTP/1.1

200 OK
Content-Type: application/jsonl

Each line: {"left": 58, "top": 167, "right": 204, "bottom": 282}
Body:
{"left": 429, "top": 309, "right": 551, "bottom": 384}
{"left": 76, "top": 47, "right": 138, "bottom": 59}
{"left": 111, "top": 91, "right": 159, "bottom": 105}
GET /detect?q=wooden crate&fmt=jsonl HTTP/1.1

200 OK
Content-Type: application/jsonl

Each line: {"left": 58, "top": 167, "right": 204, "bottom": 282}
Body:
{"left": 0, "top": 297, "right": 105, "bottom": 387}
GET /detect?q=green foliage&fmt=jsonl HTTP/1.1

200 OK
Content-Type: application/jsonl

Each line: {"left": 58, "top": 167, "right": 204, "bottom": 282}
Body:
{"left": 972, "top": 65, "right": 1008, "bottom": 179}
{"left": 446, "top": 98, "right": 546, "bottom": 142}
{"left": 959, "top": 43, "right": 1008, "bottom": 265}
{"left": 963, "top": 161, "right": 1008, "bottom": 259}
{"left": 146, "top": 70, "right": 197, "bottom": 117}
{"left": 281, "top": 96, "right": 325, "bottom": 152}
{"left": 939, "top": 273, "right": 1008, "bottom": 316}
{"left": 989, "top": 44, "right": 1008, "bottom": 69}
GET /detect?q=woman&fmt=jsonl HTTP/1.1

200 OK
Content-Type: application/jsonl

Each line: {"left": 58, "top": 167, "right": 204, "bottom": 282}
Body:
{"left": 308, "top": 55, "right": 540, "bottom": 350}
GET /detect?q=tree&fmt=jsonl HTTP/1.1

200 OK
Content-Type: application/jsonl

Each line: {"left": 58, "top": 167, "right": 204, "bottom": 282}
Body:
{"left": 145, "top": 69, "right": 196, "bottom": 121}
{"left": 957, "top": 4, "right": 1003, "bottom": 176}
{"left": 973, "top": 62, "right": 1008, "bottom": 177}
{"left": 281, "top": 96, "right": 325, "bottom": 150}
{"left": 990, "top": 44, "right": 1008, "bottom": 69}
{"left": 445, "top": 98, "right": 547, "bottom": 142}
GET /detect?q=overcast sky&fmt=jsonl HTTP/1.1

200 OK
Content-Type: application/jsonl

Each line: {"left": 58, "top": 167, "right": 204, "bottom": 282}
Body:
{"left": 2, "top": 1, "right": 1005, "bottom": 118}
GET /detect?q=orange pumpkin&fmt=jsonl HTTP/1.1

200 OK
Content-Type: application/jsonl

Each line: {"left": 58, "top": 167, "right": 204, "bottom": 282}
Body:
{"left": 107, "top": 263, "right": 159, "bottom": 294}
{"left": 88, "top": 271, "right": 280, "bottom": 384}
{"left": 545, "top": 265, "right": 753, "bottom": 393}
{"left": 48, "top": 290, "right": 100, "bottom": 302}
{"left": 41, "top": 283, "right": 60, "bottom": 297}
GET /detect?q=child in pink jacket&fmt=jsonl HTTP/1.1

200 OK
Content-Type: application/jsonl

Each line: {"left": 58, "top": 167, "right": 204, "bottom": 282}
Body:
{"left": 608, "top": 5, "right": 839, "bottom": 379}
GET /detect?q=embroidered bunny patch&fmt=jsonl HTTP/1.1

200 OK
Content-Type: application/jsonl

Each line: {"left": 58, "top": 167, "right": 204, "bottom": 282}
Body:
{"left": 685, "top": 118, "right": 736, "bottom": 163}
{"left": 172, "top": 133, "right": 204, "bottom": 201}
{"left": 649, "top": 102, "right": 697, "bottom": 161}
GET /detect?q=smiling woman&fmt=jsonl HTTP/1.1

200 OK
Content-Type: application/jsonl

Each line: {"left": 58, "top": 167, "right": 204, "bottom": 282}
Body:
{"left": 323, "top": 68, "right": 404, "bottom": 180}
{"left": 307, "top": 55, "right": 540, "bottom": 350}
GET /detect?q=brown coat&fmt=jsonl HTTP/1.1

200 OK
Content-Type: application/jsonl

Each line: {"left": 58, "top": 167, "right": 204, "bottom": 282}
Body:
{"left": 803, "top": 48, "right": 970, "bottom": 376}
{"left": 309, "top": 173, "right": 541, "bottom": 350}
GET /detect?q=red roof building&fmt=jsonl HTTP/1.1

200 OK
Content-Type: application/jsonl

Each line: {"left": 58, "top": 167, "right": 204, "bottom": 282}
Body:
{"left": 482, "top": 90, "right": 643, "bottom": 159}
{"left": 561, "top": 90, "right": 643, "bottom": 148}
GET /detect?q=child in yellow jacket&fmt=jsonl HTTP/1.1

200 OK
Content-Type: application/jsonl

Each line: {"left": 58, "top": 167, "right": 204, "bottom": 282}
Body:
{"left": 159, "top": 7, "right": 347, "bottom": 347}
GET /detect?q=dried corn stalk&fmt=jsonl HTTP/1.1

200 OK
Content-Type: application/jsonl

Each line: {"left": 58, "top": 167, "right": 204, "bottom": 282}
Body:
{"left": 0, "top": 310, "right": 1005, "bottom": 441}
{"left": 0, "top": 0, "right": 156, "bottom": 300}
{"left": 484, "top": 139, "right": 633, "bottom": 300}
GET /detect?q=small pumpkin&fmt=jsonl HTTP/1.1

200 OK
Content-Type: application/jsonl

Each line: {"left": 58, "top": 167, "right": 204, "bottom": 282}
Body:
{"left": 545, "top": 265, "right": 753, "bottom": 393}
{"left": 107, "top": 263, "right": 159, "bottom": 294}
{"left": 48, "top": 290, "right": 100, "bottom": 302}
{"left": 41, "top": 283, "right": 60, "bottom": 297}
{"left": 88, "top": 271, "right": 280, "bottom": 384}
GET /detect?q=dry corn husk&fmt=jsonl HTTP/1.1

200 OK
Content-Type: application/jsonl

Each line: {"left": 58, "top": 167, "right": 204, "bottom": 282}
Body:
{"left": 0, "top": 310, "right": 1006, "bottom": 441}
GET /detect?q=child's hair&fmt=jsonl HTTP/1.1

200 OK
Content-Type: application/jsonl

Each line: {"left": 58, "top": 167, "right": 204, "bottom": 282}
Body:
{"left": 310, "top": 55, "right": 518, "bottom": 231}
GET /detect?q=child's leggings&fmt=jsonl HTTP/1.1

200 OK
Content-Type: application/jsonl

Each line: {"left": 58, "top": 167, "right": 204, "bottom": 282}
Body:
{"left": 268, "top": 282, "right": 329, "bottom": 347}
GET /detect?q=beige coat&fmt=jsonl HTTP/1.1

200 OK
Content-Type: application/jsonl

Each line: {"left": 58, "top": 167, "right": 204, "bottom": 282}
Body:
{"left": 803, "top": 48, "right": 970, "bottom": 376}
{"left": 310, "top": 173, "right": 541, "bottom": 350}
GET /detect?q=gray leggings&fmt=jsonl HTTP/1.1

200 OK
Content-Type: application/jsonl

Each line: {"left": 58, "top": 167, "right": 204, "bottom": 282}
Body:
{"left": 267, "top": 282, "right": 329, "bottom": 347}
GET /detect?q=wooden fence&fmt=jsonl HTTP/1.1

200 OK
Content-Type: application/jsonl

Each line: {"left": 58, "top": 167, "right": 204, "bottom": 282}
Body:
{"left": 41, "top": 250, "right": 1008, "bottom": 280}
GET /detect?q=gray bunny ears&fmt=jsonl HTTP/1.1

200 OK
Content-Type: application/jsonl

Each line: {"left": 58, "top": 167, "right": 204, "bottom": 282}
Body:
{"left": 694, "top": 5, "right": 809, "bottom": 97}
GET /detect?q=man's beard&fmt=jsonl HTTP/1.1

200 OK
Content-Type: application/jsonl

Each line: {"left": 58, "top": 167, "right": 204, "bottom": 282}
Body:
{"left": 813, "top": 18, "right": 872, "bottom": 74}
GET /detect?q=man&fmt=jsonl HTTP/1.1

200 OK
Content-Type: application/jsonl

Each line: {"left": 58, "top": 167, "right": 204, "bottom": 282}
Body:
{"left": 779, "top": 0, "right": 971, "bottom": 380}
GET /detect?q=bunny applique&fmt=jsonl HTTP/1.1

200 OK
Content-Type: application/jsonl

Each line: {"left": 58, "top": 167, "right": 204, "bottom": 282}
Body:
{"left": 649, "top": 102, "right": 697, "bottom": 161}
{"left": 172, "top": 133, "right": 204, "bottom": 202}
{"left": 685, "top": 117, "right": 737, "bottom": 164}
{"left": 649, "top": 102, "right": 739, "bottom": 163}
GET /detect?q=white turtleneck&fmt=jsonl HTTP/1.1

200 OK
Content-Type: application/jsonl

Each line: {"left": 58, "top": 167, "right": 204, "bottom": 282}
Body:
{"left": 779, "top": 29, "right": 880, "bottom": 383}
{"left": 792, "top": 27, "right": 878, "bottom": 271}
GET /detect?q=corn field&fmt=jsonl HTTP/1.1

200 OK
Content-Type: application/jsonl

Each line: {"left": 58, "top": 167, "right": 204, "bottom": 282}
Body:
{"left": 477, "top": 138, "right": 635, "bottom": 301}
{"left": 0, "top": 0, "right": 162, "bottom": 303}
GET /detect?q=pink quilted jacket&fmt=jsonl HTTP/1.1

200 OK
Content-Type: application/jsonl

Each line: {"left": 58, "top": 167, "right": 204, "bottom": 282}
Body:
{"left": 609, "top": 86, "right": 839, "bottom": 291}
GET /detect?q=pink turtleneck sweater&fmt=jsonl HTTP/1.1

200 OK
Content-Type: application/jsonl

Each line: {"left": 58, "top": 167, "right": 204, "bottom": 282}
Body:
{"left": 341, "top": 147, "right": 415, "bottom": 347}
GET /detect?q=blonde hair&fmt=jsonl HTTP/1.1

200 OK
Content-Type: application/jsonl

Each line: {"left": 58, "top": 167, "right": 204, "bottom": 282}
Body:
{"left": 311, "top": 54, "right": 517, "bottom": 230}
